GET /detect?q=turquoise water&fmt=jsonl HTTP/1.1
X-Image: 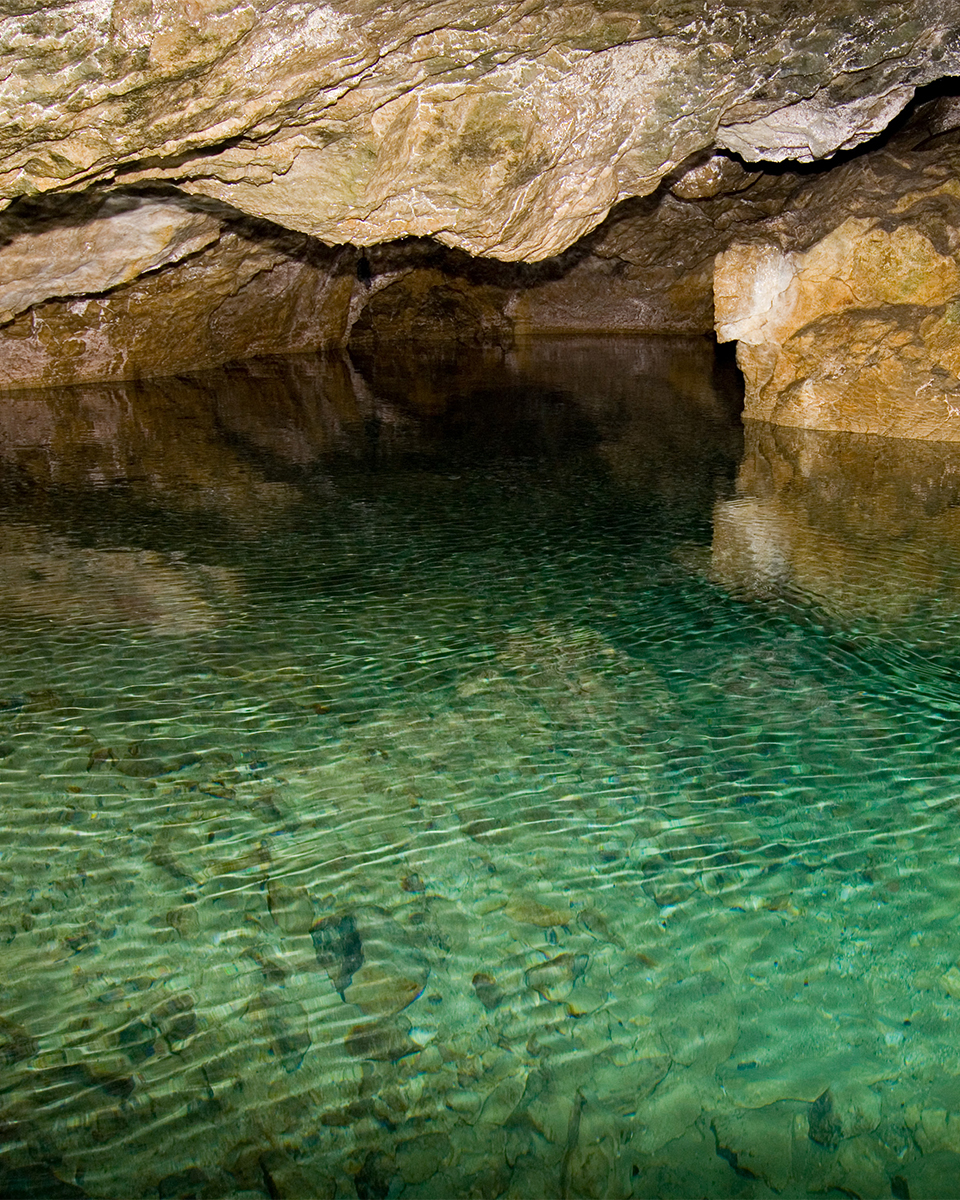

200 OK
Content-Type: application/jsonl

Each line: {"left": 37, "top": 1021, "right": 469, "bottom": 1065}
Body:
{"left": 2, "top": 338, "right": 960, "bottom": 1198}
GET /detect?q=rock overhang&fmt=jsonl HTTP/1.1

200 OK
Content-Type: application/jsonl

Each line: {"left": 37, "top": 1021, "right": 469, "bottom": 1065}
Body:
{"left": 3, "top": 1, "right": 960, "bottom": 260}
{"left": 4, "top": 3, "right": 960, "bottom": 414}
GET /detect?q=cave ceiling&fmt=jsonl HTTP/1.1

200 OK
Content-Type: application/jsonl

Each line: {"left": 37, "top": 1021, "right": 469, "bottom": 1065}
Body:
{"left": 2, "top": 0, "right": 958, "bottom": 259}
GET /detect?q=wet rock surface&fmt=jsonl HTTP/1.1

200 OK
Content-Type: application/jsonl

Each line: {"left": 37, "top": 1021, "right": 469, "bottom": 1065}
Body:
{"left": 0, "top": 5, "right": 958, "bottom": 392}
{"left": 0, "top": 199, "right": 355, "bottom": 390}
{"left": 4, "top": 2, "right": 955, "bottom": 261}
{"left": 715, "top": 115, "right": 960, "bottom": 439}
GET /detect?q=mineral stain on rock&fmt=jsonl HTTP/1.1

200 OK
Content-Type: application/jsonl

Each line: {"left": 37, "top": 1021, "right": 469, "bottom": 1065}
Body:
{"left": 310, "top": 912, "right": 364, "bottom": 997}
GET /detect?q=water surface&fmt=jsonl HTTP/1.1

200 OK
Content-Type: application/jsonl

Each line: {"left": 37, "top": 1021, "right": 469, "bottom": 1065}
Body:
{"left": 1, "top": 338, "right": 959, "bottom": 1199}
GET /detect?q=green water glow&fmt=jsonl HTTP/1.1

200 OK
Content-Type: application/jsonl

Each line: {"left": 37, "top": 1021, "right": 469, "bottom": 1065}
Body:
{"left": 1, "top": 338, "right": 959, "bottom": 1199}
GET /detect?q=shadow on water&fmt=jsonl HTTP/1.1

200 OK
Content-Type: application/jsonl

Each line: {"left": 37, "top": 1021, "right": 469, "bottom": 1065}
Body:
{"left": 2, "top": 338, "right": 960, "bottom": 1198}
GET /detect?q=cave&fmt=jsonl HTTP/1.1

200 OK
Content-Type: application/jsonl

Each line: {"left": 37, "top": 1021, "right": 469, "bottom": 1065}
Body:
{"left": 4, "top": 6, "right": 960, "bottom": 1200}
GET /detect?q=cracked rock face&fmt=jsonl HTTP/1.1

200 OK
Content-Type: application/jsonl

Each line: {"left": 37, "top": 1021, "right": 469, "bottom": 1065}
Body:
{"left": 0, "top": 201, "right": 355, "bottom": 390}
{"left": 2, "top": 1, "right": 959, "bottom": 261}
{"left": 0, "top": 194, "right": 220, "bottom": 325}
{"left": 2, "top": 3, "right": 960, "bottom": 402}
{"left": 714, "top": 118, "right": 960, "bottom": 440}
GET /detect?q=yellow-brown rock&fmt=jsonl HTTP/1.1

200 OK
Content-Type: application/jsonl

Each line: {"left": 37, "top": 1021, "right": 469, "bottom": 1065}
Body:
{"left": 2, "top": 3, "right": 958, "bottom": 261}
{"left": 714, "top": 125, "right": 960, "bottom": 440}
{"left": 0, "top": 194, "right": 220, "bottom": 324}
{"left": 0, "top": 219, "right": 354, "bottom": 391}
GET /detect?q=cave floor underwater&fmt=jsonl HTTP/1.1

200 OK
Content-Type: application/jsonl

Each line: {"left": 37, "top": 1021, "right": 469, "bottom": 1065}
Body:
{"left": 0, "top": 335, "right": 958, "bottom": 1200}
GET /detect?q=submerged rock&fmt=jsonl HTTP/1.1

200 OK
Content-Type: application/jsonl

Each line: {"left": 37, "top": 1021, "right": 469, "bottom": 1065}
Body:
{"left": 249, "top": 989, "right": 311, "bottom": 1073}
{"left": 267, "top": 878, "right": 315, "bottom": 936}
{"left": 345, "top": 1021, "right": 419, "bottom": 1063}
{"left": 472, "top": 972, "right": 504, "bottom": 1012}
{"left": 310, "top": 912, "right": 364, "bottom": 997}
{"left": 343, "top": 961, "right": 427, "bottom": 1020}
{"left": 524, "top": 953, "right": 588, "bottom": 1002}
{"left": 0, "top": 1016, "right": 38, "bottom": 1065}
{"left": 0, "top": 1165, "right": 88, "bottom": 1198}
{"left": 312, "top": 906, "right": 429, "bottom": 1017}
{"left": 808, "top": 1088, "right": 842, "bottom": 1149}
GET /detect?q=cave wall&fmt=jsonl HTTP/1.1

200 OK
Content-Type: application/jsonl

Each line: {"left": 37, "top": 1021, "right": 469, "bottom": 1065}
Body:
{"left": 0, "top": 194, "right": 356, "bottom": 388}
{"left": 715, "top": 98, "right": 960, "bottom": 440}
{"left": 3, "top": 2, "right": 960, "bottom": 435}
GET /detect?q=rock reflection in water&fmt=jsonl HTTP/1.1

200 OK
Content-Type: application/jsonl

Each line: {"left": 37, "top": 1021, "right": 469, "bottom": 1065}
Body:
{"left": 712, "top": 421, "right": 960, "bottom": 627}
{"left": 0, "top": 362, "right": 360, "bottom": 524}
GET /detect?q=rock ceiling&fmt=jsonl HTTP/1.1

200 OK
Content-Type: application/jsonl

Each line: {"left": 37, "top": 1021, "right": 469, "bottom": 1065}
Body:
{"left": 4, "top": 0, "right": 960, "bottom": 436}
{"left": 3, "top": 0, "right": 957, "bottom": 258}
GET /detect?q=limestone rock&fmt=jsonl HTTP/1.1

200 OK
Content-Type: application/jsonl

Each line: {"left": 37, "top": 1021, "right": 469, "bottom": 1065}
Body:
{"left": 669, "top": 153, "right": 762, "bottom": 201}
{"left": 0, "top": 2, "right": 958, "bottom": 393}
{"left": 716, "top": 84, "right": 917, "bottom": 164}
{"left": 2, "top": 3, "right": 959, "bottom": 262}
{"left": 0, "top": 194, "right": 219, "bottom": 324}
{"left": 0, "top": 215, "right": 354, "bottom": 391}
{"left": 507, "top": 167, "right": 801, "bottom": 336}
{"left": 714, "top": 124, "right": 960, "bottom": 439}
{"left": 348, "top": 265, "right": 513, "bottom": 349}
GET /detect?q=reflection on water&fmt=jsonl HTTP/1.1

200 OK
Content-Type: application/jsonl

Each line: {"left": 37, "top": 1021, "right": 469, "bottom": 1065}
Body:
{"left": 1, "top": 340, "right": 960, "bottom": 1199}
{"left": 713, "top": 422, "right": 960, "bottom": 629}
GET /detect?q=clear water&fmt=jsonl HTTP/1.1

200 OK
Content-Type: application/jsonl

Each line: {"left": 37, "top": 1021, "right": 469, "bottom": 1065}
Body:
{"left": 1, "top": 337, "right": 960, "bottom": 1199}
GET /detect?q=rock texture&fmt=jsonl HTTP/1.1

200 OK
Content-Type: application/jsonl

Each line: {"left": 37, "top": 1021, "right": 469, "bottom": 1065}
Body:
{"left": 715, "top": 112, "right": 960, "bottom": 440}
{"left": 2, "top": 4, "right": 960, "bottom": 397}
{"left": 507, "top": 155, "right": 796, "bottom": 336}
{"left": 0, "top": 155, "right": 799, "bottom": 387}
{"left": 2, "top": 2, "right": 959, "bottom": 262}
{"left": 0, "top": 196, "right": 355, "bottom": 389}
{"left": 0, "top": 193, "right": 220, "bottom": 324}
